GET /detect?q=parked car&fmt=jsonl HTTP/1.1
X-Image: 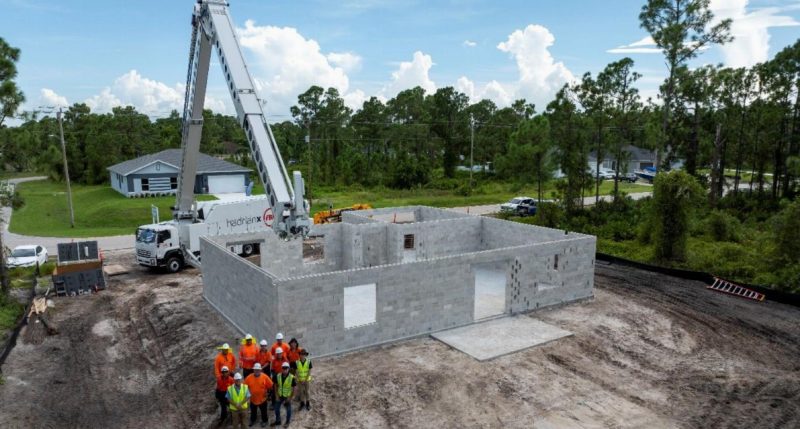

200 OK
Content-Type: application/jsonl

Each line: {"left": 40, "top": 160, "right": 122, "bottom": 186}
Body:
{"left": 619, "top": 172, "right": 638, "bottom": 183}
{"left": 500, "top": 197, "right": 534, "bottom": 213}
{"left": 6, "top": 245, "right": 48, "bottom": 268}
{"left": 517, "top": 200, "right": 538, "bottom": 217}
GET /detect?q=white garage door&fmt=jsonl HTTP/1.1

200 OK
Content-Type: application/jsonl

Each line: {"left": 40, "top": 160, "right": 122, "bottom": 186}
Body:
{"left": 207, "top": 175, "right": 244, "bottom": 194}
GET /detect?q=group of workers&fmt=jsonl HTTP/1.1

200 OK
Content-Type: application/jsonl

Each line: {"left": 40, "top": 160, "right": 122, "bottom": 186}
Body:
{"left": 214, "top": 332, "right": 313, "bottom": 428}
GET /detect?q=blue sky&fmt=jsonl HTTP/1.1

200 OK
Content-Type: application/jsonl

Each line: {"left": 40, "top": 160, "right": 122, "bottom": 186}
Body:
{"left": 2, "top": 0, "right": 799, "bottom": 122}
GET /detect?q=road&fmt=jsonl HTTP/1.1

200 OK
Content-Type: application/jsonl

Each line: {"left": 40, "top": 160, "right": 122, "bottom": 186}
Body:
{"left": 448, "top": 191, "right": 654, "bottom": 216}
{"left": 1, "top": 177, "right": 134, "bottom": 255}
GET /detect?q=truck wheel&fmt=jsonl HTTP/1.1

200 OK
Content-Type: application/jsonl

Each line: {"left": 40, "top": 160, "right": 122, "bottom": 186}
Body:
{"left": 242, "top": 243, "right": 255, "bottom": 257}
{"left": 166, "top": 257, "right": 183, "bottom": 273}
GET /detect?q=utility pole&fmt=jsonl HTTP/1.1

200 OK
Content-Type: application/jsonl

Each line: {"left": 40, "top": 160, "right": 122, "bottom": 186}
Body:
{"left": 57, "top": 108, "right": 75, "bottom": 228}
{"left": 305, "top": 120, "right": 312, "bottom": 201}
{"left": 469, "top": 113, "right": 475, "bottom": 189}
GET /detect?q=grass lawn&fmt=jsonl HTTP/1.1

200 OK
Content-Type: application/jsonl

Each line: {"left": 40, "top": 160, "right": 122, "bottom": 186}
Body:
{"left": 12, "top": 179, "right": 650, "bottom": 237}
{"left": 0, "top": 171, "right": 45, "bottom": 180}
{"left": 298, "top": 180, "right": 651, "bottom": 216}
{"left": 10, "top": 181, "right": 216, "bottom": 237}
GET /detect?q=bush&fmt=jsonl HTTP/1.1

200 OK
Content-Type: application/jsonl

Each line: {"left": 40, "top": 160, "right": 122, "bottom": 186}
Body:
{"left": 706, "top": 210, "right": 741, "bottom": 242}
{"left": 532, "top": 202, "right": 564, "bottom": 228}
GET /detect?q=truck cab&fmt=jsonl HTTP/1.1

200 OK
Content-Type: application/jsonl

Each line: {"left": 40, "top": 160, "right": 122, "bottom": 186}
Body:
{"left": 136, "top": 223, "right": 184, "bottom": 273}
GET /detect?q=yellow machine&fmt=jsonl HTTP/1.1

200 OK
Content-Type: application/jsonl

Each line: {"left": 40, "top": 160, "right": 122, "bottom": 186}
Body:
{"left": 313, "top": 204, "right": 372, "bottom": 224}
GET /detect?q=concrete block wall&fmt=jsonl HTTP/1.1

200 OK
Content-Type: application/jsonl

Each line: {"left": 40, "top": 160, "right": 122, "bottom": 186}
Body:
{"left": 201, "top": 237, "right": 278, "bottom": 339}
{"left": 256, "top": 223, "right": 344, "bottom": 278}
{"left": 389, "top": 217, "right": 482, "bottom": 260}
{"left": 481, "top": 216, "right": 588, "bottom": 249}
{"left": 274, "top": 256, "right": 474, "bottom": 356}
{"left": 418, "top": 206, "right": 470, "bottom": 221}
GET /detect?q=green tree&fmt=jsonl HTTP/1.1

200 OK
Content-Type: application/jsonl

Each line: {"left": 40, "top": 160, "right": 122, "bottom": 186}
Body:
{"left": 428, "top": 87, "right": 469, "bottom": 178}
{"left": 547, "top": 85, "right": 590, "bottom": 212}
{"left": 0, "top": 38, "right": 24, "bottom": 127}
{"left": 602, "top": 58, "right": 642, "bottom": 201}
{"left": 650, "top": 170, "right": 703, "bottom": 261}
{"left": 640, "top": 0, "right": 732, "bottom": 169}
{"left": 496, "top": 116, "right": 554, "bottom": 201}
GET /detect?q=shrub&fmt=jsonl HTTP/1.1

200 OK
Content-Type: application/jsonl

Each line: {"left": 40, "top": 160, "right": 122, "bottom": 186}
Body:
{"left": 706, "top": 210, "right": 741, "bottom": 242}
{"left": 533, "top": 202, "right": 564, "bottom": 228}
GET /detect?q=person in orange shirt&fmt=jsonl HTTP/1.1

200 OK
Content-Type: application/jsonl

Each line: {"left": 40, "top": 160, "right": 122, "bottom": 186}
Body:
{"left": 285, "top": 338, "right": 303, "bottom": 365}
{"left": 215, "top": 366, "right": 235, "bottom": 424}
{"left": 239, "top": 334, "right": 259, "bottom": 378}
{"left": 214, "top": 343, "right": 236, "bottom": 379}
{"left": 256, "top": 340, "right": 273, "bottom": 374}
{"left": 244, "top": 363, "right": 273, "bottom": 427}
{"left": 270, "top": 347, "right": 289, "bottom": 376}
{"left": 270, "top": 333, "right": 286, "bottom": 357}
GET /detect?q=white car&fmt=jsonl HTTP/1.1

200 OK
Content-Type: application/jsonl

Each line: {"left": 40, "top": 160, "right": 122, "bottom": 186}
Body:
{"left": 6, "top": 245, "right": 48, "bottom": 268}
{"left": 500, "top": 197, "right": 535, "bottom": 213}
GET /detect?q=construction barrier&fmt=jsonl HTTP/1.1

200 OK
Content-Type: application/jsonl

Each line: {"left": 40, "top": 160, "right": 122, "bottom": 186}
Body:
{"left": 0, "top": 274, "right": 38, "bottom": 372}
{"left": 595, "top": 252, "right": 800, "bottom": 307}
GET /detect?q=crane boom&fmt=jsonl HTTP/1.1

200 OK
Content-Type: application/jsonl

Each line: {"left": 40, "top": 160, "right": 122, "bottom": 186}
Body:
{"left": 175, "top": 0, "right": 310, "bottom": 239}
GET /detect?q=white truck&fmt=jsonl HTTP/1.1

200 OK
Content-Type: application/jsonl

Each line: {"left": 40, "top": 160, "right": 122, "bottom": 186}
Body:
{"left": 136, "top": 0, "right": 310, "bottom": 272}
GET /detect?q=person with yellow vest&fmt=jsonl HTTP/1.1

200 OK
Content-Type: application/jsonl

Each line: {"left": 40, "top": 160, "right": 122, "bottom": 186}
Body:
{"left": 293, "top": 349, "right": 313, "bottom": 411}
{"left": 239, "top": 334, "right": 259, "bottom": 378}
{"left": 244, "top": 363, "right": 273, "bottom": 428}
{"left": 226, "top": 372, "right": 251, "bottom": 429}
{"left": 271, "top": 362, "right": 296, "bottom": 427}
{"left": 214, "top": 343, "right": 236, "bottom": 379}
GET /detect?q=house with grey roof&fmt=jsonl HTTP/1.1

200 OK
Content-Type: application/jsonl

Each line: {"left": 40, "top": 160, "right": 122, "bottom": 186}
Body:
{"left": 107, "top": 149, "right": 251, "bottom": 197}
{"left": 588, "top": 145, "right": 684, "bottom": 174}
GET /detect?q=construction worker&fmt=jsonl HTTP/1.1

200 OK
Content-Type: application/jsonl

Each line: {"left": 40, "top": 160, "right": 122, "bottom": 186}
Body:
{"left": 270, "top": 347, "right": 289, "bottom": 376}
{"left": 293, "top": 349, "right": 312, "bottom": 411}
{"left": 215, "top": 366, "right": 235, "bottom": 424}
{"left": 244, "top": 363, "right": 273, "bottom": 427}
{"left": 215, "top": 343, "right": 236, "bottom": 379}
{"left": 239, "top": 334, "right": 259, "bottom": 378}
{"left": 272, "top": 362, "right": 296, "bottom": 427}
{"left": 285, "top": 338, "right": 303, "bottom": 365}
{"left": 227, "top": 372, "right": 250, "bottom": 429}
{"left": 256, "top": 340, "right": 273, "bottom": 375}
{"left": 270, "top": 333, "right": 286, "bottom": 357}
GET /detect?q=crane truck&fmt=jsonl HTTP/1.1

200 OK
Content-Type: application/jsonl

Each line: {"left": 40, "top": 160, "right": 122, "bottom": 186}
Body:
{"left": 135, "top": 0, "right": 310, "bottom": 273}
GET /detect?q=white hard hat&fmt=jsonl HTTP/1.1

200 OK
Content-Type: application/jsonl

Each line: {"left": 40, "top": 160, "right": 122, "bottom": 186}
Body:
{"left": 260, "top": 339, "right": 268, "bottom": 346}
{"left": 219, "top": 343, "right": 231, "bottom": 350}
{"left": 221, "top": 366, "right": 229, "bottom": 372}
{"left": 245, "top": 334, "right": 253, "bottom": 340}
{"left": 281, "top": 362, "right": 290, "bottom": 369}
{"left": 275, "top": 347, "right": 283, "bottom": 354}
{"left": 253, "top": 363, "right": 262, "bottom": 370}
{"left": 276, "top": 333, "right": 284, "bottom": 340}
{"left": 234, "top": 373, "right": 243, "bottom": 380}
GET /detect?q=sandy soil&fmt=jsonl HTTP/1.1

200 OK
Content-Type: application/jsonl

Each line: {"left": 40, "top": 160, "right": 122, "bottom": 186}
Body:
{"left": 0, "top": 252, "right": 798, "bottom": 428}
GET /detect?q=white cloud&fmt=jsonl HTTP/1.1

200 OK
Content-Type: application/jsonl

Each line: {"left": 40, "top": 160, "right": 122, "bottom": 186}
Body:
{"left": 39, "top": 88, "right": 69, "bottom": 108}
{"left": 84, "top": 70, "right": 225, "bottom": 115}
{"left": 455, "top": 76, "right": 476, "bottom": 99}
{"left": 327, "top": 52, "right": 363, "bottom": 72}
{"left": 455, "top": 76, "right": 512, "bottom": 106}
{"left": 381, "top": 51, "right": 436, "bottom": 97}
{"left": 236, "top": 20, "right": 362, "bottom": 114}
{"left": 463, "top": 40, "right": 477, "bottom": 48}
{"left": 710, "top": 0, "right": 800, "bottom": 67}
{"left": 607, "top": 36, "right": 662, "bottom": 54}
{"left": 497, "top": 24, "right": 575, "bottom": 108}
{"left": 343, "top": 89, "right": 367, "bottom": 110}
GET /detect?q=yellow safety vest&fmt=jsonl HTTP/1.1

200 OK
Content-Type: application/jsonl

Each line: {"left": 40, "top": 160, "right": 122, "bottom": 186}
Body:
{"left": 277, "top": 373, "right": 294, "bottom": 398}
{"left": 227, "top": 384, "right": 250, "bottom": 411}
{"left": 296, "top": 359, "right": 310, "bottom": 382}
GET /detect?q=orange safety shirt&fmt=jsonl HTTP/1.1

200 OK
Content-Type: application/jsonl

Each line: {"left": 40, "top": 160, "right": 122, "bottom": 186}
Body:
{"left": 216, "top": 374, "right": 235, "bottom": 392}
{"left": 270, "top": 341, "right": 286, "bottom": 357}
{"left": 215, "top": 352, "right": 236, "bottom": 378}
{"left": 256, "top": 349, "right": 273, "bottom": 369}
{"left": 244, "top": 373, "right": 273, "bottom": 405}
{"left": 239, "top": 343, "right": 259, "bottom": 370}
{"left": 285, "top": 347, "right": 303, "bottom": 364}
{"left": 270, "top": 355, "right": 289, "bottom": 375}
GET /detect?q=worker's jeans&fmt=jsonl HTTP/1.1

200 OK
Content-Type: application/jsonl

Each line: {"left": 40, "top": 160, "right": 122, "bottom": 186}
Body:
{"left": 250, "top": 401, "right": 268, "bottom": 424}
{"left": 214, "top": 390, "right": 228, "bottom": 421}
{"left": 274, "top": 397, "right": 292, "bottom": 423}
{"left": 231, "top": 409, "right": 247, "bottom": 429}
{"left": 297, "top": 381, "right": 310, "bottom": 404}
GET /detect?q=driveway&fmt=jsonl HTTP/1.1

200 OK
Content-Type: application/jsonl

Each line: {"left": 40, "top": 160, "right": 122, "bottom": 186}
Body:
{"left": 1, "top": 177, "right": 135, "bottom": 256}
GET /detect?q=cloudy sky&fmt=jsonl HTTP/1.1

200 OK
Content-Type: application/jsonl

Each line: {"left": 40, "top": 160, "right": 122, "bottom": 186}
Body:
{"left": 2, "top": 0, "right": 798, "bottom": 122}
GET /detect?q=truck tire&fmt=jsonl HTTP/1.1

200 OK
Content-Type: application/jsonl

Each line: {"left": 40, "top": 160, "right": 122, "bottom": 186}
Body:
{"left": 242, "top": 243, "right": 255, "bottom": 257}
{"left": 166, "top": 256, "right": 183, "bottom": 273}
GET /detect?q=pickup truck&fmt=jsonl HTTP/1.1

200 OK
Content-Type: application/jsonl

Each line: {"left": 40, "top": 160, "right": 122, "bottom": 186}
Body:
{"left": 516, "top": 200, "right": 538, "bottom": 216}
{"left": 500, "top": 197, "right": 535, "bottom": 214}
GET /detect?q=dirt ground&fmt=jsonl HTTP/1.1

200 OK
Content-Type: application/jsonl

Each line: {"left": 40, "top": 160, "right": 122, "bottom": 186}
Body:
{"left": 0, "top": 251, "right": 798, "bottom": 429}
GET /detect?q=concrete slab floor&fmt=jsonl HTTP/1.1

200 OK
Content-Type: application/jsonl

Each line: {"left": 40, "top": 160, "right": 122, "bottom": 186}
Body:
{"left": 474, "top": 266, "right": 506, "bottom": 320}
{"left": 431, "top": 316, "right": 573, "bottom": 361}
